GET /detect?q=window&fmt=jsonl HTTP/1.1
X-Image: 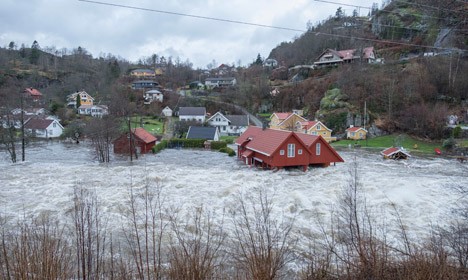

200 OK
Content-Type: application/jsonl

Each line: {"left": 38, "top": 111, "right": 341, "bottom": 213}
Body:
{"left": 53, "top": 122, "right": 56, "bottom": 127}
{"left": 312, "top": 131, "right": 317, "bottom": 135}
{"left": 287, "top": 144, "right": 295, "bottom": 157}
{"left": 317, "top": 124, "right": 321, "bottom": 130}
{"left": 280, "top": 150, "right": 285, "bottom": 156}
{"left": 298, "top": 149, "right": 303, "bottom": 155}
{"left": 222, "top": 126, "right": 226, "bottom": 131}
{"left": 316, "top": 143, "right": 321, "bottom": 156}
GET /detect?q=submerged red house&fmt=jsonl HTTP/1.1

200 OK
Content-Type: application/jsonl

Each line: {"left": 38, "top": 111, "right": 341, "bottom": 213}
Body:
{"left": 113, "top": 127, "right": 157, "bottom": 154}
{"left": 235, "top": 126, "right": 344, "bottom": 171}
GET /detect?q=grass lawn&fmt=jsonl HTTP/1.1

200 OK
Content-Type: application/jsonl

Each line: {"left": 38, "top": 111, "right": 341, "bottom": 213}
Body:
{"left": 220, "top": 135, "right": 237, "bottom": 144}
{"left": 332, "top": 134, "right": 443, "bottom": 154}
{"left": 130, "top": 116, "right": 164, "bottom": 134}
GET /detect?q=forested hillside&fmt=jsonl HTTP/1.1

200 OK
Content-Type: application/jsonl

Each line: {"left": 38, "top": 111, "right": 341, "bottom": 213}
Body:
{"left": 0, "top": 0, "right": 467, "bottom": 141}
{"left": 262, "top": 0, "right": 467, "bottom": 138}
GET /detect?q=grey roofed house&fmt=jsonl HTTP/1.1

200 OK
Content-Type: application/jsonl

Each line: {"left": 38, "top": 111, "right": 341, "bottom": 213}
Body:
{"left": 226, "top": 115, "right": 249, "bottom": 126}
{"left": 186, "top": 126, "right": 219, "bottom": 141}
{"left": 179, "top": 107, "right": 206, "bottom": 116}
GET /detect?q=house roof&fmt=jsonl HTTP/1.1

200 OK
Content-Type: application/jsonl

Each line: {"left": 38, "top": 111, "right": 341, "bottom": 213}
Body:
{"left": 179, "top": 107, "right": 206, "bottom": 116}
{"left": 146, "top": 89, "right": 162, "bottom": 94}
{"left": 235, "top": 126, "right": 312, "bottom": 156}
{"left": 133, "top": 127, "right": 157, "bottom": 144}
{"left": 67, "top": 90, "right": 94, "bottom": 101}
{"left": 205, "top": 77, "right": 236, "bottom": 82}
{"left": 24, "top": 87, "right": 42, "bottom": 96}
{"left": 226, "top": 115, "right": 249, "bottom": 126}
{"left": 299, "top": 120, "right": 331, "bottom": 132}
{"left": 186, "top": 126, "right": 218, "bottom": 140}
{"left": 272, "top": 112, "right": 291, "bottom": 120}
{"left": 346, "top": 126, "right": 367, "bottom": 132}
{"left": 337, "top": 49, "right": 357, "bottom": 60}
{"left": 363, "top": 47, "right": 374, "bottom": 59}
{"left": 381, "top": 147, "right": 411, "bottom": 157}
{"left": 24, "top": 118, "right": 54, "bottom": 129}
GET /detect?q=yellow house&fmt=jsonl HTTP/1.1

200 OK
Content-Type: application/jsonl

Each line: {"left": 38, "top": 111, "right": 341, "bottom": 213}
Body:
{"left": 296, "top": 120, "right": 336, "bottom": 142}
{"left": 67, "top": 90, "right": 94, "bottom": 108}
{"left": 346, "top": 126, "right": 368, "bottom": 140}
{"left": 269, "top": 112, "right": 307, "bottom": 131}
{"left": 130, "top": 68, "right": 155, "bottom": 78}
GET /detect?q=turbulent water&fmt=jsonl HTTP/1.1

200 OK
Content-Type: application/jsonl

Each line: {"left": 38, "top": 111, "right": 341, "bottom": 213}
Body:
{"left": 0, "top": 141, "right": 466, "bottom": 241}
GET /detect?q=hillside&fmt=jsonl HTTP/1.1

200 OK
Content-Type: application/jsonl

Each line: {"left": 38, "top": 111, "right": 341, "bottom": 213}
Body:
{"left": 261, "top": 0, "right": 467, "bottom": 139}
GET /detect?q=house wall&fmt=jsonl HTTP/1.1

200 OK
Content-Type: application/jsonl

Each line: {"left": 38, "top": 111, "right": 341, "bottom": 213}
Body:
{"left": 113, "top": 135, "right": 155, "bottom": 154}
{"left": 180, "top": 115, "right": 205, "bottom": 123}
{"left": 307, "top": 138, "right": 342, "bottom": 165}
{"left": 347, "top": 130, "right": 367, "bottom": 140}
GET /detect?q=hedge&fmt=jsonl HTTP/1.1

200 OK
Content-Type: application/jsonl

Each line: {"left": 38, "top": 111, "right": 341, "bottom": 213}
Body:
{"left": 152, "top": 139, "right": 230, "bottom": 154}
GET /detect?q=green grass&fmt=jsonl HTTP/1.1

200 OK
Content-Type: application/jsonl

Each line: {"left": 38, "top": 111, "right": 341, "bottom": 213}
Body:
{"left": 220, "top": 135, "right": 237, "bottom": 144}
{"left": 332, "top": 134, "right": 443, "bottom": 154}
{"left": 130, "top": 116, "right": 164, "bottom": 134}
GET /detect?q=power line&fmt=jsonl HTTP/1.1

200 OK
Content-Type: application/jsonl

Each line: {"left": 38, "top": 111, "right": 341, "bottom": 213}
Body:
{"left": 78, "top": 0, "right": 304, "bottom": 33}
{"left": 78, "top": 0, "right": 466, "bottom": 52}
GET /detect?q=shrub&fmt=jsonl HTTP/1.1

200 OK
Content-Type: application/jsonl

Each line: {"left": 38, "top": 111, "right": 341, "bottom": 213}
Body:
{"left": 210, "top": 141, "right": 227, "bottom": 150}
{"left": 452, "top": 125, "right": 462, "bottom": 138}
{"left": 219, "top": 147, "right": 236, "bottom": 156}
{"left": 442, "top": 137, "right": 456, "bottom": 150}
{"left": 152, "top": 140, "right": 168, "bottom": 153}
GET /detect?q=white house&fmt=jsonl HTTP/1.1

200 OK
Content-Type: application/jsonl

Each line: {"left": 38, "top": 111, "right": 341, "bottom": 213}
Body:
{"left": 162, "top": 106, "right": 173, "bottom": 117}
{"left": 23, "top": 118, "right": 63, "bottom": 138}
{"left": 78, "top": 105, "right": 109, "bottom": 117}
{"left": 204, "top": 77, "right": 237, "bottom": 89}
{"left": 144, "top": 89, "right": 163, "bottom": 104}
{"left": 178, "top": 107, "right": 206, "bottom": 123}
{"left": 206, "top": 111, "right": 249, "bottom": 136}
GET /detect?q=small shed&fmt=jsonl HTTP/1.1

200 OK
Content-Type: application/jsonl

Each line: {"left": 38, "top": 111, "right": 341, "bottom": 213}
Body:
{"left": 113, "top": 127, "right": 157, "bottom": 154}
{"left": 381, "top": 147, "right": 411, "bottom": 160}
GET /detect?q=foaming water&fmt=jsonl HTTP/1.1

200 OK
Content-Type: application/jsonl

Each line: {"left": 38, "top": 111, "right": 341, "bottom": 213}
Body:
{"left": 0, "top": 141, "right": 466, "bottom": 241}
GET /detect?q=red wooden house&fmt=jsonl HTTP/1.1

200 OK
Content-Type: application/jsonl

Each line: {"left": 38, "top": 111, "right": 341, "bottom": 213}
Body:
{"left": 235, "top": 126, "right": 344, "bottom": 171}
{"left": 113, "top": 127, "right": 157, "bottom": 154}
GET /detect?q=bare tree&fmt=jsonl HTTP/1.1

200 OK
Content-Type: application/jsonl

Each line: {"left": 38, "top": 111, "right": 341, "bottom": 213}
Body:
{"left": 123, "top": 178, "right": 168, "bottom": 279}
{"left": 167, "top": 206, "right": 227, "bottom": 279}
{"left": 84, "top": 116, "right": 119, "bottom": 162}
{"left": 70, "top": 186, "right": 108, "bottom": 279}
{"left": 230, "top": 189, "right": 296, "bottom": 280}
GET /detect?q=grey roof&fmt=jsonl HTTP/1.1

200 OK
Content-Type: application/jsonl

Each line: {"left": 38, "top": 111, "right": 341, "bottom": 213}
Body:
{"left": 186, "top": 126, "right": 217, "bottom": 140}
{"left": 179, "top": 107, "right": 206, "bottom": 116}
{"left": 226, "top": 115, "right": 249, "bottom": 126}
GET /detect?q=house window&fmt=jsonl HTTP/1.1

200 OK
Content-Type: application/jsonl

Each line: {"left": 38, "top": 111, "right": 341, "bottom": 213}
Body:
{"left": 298, "top": 149, "right": 303, "bottom": 155}
{"left": 316, "top": 143, "right": 321, "bottom": 156}
{"left": 53, "top": 122, "right": 56, "bottom": 127}
{"left": 287, "top": 144, "right": 295, "bottom": 158}
{"left": 222, "top": 126, "right": 226, "bottom": 131}
{"left": 312, "top": 131, "right": 317, "bottom": 135}
{"left": 317, "top": 124, "right": 321, "bottom": 130}
{"left": 280, "top": 150, "right": 285, "bottom": 156}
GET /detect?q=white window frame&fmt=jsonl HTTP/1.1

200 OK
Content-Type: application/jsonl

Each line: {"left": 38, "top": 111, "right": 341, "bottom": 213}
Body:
{"left": 298, "top": 149, "right": 303, "bottom": 155}
{"left": 316, "top": 143, "right": 321, "bottom": 156}
{"left": 287, "top": 143, "right": 295, "bottom": 158}
{"left": 280, "top": 150, "right": 285, "bottom": 156}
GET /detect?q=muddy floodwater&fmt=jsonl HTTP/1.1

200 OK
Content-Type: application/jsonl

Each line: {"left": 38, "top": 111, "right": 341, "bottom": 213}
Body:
{"left": 1, "top": 141, "right": 466, "bottom": 241}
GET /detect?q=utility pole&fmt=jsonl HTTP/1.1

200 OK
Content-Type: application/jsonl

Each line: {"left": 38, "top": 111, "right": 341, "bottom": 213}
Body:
{"left": 127, "top": 117, "right": 133, "bottom": 161}
{"left": 20, "top": 92, "right": 25, "bottom": 161}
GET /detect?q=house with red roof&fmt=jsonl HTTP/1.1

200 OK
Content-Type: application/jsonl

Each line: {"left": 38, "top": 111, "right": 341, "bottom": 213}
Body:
{"left": 296, "top": 120, "right": 336, "bottom": 142}
{"left": 24, "top": 118, "right": 63, "bottom": 138}
{"left": 24, "top": 88, "right": 42, "bottom": 101}
{"left": 381, "top": 147, "right": 411, "bottom": 160}
{"left": 346, "top": 126, "right": 368, "bottom": 140}
{"left": 269, "top": 111, "right": 307, "bottom": 131}
{"left": 235, "top": 126, "right": 344, "bottom": 171}
{"left": 314, "top": 47, "right": 376, "bottom": 67}
{"left": 113, "top": 127, "right": 157, "bottom": 154}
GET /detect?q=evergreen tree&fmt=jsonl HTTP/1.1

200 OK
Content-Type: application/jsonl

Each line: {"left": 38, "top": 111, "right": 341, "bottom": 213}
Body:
{"left": 255, "top": 53, "right": 263, "bottom": 65}
{"left": 19, "top": 44, "right": 26, "bottom": 58}
{"left": 29, "top": 40, "right": 40, "bottom": 64}
{"left": 76, "top": 93, "right": 81, "bottom": 109}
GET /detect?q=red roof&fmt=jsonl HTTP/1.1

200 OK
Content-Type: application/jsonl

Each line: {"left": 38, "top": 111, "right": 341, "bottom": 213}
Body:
{"left": 24, "top": 88, "right": 42, "bottom": 97}
{"left": 337, "top": 49, "right": 356, "bottom": 60}
{"left": 133, "top": 127, "right": 157, "bottom": 144}
{"left": 273, "top": 112, "right": 292, "bottom": 120}
{"left": 346, "top": 126, "right": 366, "bottom": 132}
{"left": 381, "top": 147, "right": 411, "bottom": 157}
{"left": 235, "top": 126, "right": 312, "bottom": 156}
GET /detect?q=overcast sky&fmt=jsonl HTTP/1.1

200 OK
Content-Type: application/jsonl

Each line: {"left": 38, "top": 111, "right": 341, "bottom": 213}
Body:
{"left": 1, "top": 0, "right": 379, "bottom": 68}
